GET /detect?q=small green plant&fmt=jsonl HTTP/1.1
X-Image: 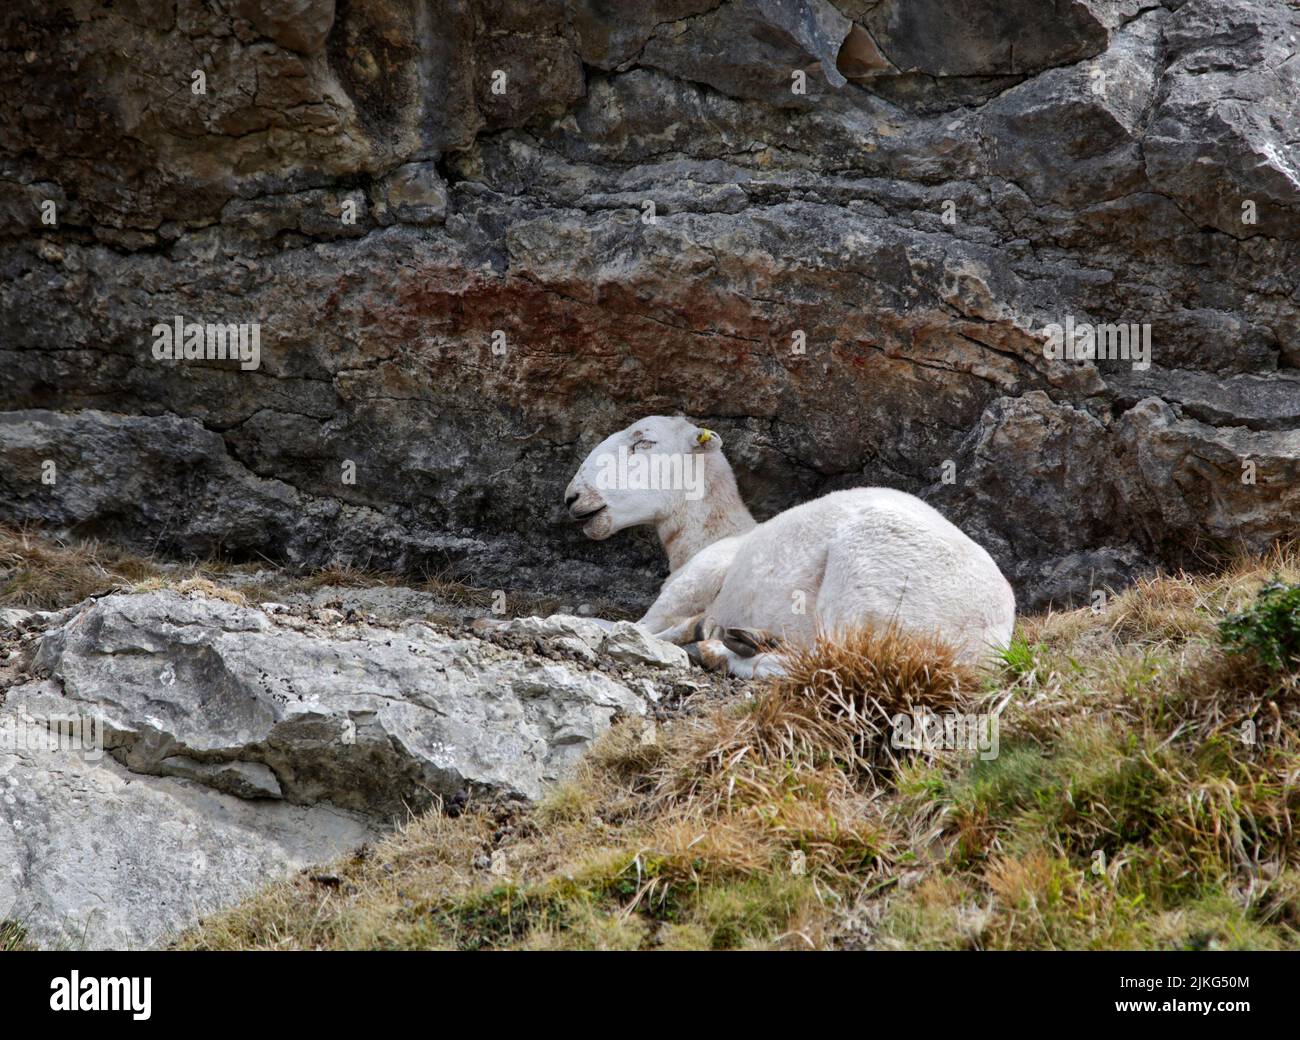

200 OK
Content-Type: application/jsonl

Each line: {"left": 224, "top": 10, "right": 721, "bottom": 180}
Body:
{"left": 998, "top": 638, "right": 1045, "bottom": 680}
{"left": 1218, "top": 580, "right": 1300, "bottom": 672}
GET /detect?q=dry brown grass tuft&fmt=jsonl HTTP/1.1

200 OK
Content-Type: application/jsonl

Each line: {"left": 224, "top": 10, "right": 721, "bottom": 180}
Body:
{"left": 0, "top": 523, "right": 509, "bottom": 617}
{"left": 1103, "top": 572, "right": 1213, "bottom": 645}
{"left": 128, "top": 576, "right": 250, "bottom": 606}
{"left": 1176, "top": 649, "right": 1300, "bottom": 748}
{"left": 0, "top": 525, "right": 163, "bottom": 608}
{"left": 1019, "top": 545, "right": 1300, "bottom": 653}
{"left": 653, "top": 624, "right": 979, "bottom": 813}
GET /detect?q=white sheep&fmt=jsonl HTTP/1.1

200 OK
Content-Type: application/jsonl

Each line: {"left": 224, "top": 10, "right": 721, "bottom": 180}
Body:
{"left": 564, "top": 416, "right": 1016, "bottom": 678}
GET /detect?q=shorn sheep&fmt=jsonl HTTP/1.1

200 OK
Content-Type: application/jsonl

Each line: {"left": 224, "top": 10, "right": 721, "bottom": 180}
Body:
{"left": 564, "top": 415, "right": 1016, "bottom": 678}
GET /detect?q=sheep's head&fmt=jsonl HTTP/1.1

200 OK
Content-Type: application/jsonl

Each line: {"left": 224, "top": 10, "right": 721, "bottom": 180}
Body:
{"left": 564, "top": 415, "right": 724, "bottom": 539}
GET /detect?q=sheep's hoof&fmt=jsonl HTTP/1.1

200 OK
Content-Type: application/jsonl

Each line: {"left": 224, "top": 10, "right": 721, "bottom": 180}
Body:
{"left": 690, "top": 617, "right": 723, "bottom": 643}
{"left": 684, "top": 639, "right": 730, "bottom": 672}
{"left": 722, "top": 627, "right": 781, "bottom": 658}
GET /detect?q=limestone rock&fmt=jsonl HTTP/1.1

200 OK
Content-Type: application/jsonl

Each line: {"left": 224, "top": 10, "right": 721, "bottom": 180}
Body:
{"left": 599, "top": 621, "right": 691, "bottom": 670}
{"left": 491, "top": 614, "right": 690, "bottom": 669}
{"left": 0, "top": 589, "right": 655, "bottom": 948}
{"left": 14, "top": 591, "right": 650, "bottom": 814}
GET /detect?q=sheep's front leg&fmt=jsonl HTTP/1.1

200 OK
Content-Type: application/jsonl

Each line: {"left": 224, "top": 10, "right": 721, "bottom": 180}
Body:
{"left": 638, "top": 568, "right": 725, "bottom": 645}
{"left": 640, "top": 534, "right": 738, "bottom": 649}
{"left": 646, "top": 613, "right": 713, "bottom": 644}
{"left": 572, "top": 615, "right": 702, "bottom": 641}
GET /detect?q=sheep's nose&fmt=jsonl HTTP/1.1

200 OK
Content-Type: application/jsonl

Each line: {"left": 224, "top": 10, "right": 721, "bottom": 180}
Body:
{"left": 565, "top": 491, "right": 579, "bottom": 508}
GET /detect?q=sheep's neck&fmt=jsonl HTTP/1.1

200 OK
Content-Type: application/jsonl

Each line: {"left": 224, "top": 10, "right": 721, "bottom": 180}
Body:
{"left": 657, "top": 464, "right": 756, "bottom": 572}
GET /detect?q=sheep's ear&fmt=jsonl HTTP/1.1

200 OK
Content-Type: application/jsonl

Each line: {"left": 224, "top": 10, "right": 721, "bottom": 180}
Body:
{"left": 693, "top": 427, "right": 723, "bottom": 452}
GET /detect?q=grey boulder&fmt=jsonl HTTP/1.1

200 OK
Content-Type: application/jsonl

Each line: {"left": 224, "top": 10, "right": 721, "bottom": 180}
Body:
{"left": 0, "top": 590, "right": 654, "bottom": 948}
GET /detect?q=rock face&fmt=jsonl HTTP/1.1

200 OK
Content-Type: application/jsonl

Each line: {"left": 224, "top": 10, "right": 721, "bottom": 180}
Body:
{"left": 0, "top": 590, "right": 669, "bottom": 947}
{"left": 1, "top": 1, "right": 1298, "bottom": 610}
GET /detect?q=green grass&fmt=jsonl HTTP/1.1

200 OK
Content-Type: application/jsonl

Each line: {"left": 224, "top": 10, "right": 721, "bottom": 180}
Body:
{"left": 0, "top": 921, "right": 31, "bottom": 952}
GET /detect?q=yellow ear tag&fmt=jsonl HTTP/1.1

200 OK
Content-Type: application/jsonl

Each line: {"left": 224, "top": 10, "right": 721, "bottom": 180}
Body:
{"left": 697, "top": 430, "right": 714, "bottom": 444}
